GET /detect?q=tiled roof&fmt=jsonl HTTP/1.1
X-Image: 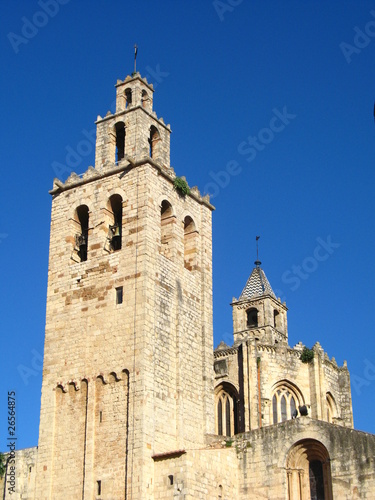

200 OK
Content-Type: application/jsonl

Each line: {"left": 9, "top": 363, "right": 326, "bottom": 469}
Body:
{"left": 239, "top": 262, "right": 276, "bottom": 300}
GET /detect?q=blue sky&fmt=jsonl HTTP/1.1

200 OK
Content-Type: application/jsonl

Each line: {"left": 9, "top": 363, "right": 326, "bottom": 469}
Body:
{"left": 1, "top": 0, "right": 375, "bottom": 450}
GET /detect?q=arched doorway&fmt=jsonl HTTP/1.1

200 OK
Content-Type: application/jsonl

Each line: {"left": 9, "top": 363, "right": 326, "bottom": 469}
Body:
{"left": 286, "top": 439, "right": 333, "bottom": 500}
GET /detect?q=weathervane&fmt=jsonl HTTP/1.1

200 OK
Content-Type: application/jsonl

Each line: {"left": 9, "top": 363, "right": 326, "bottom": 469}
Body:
{"left": 255, "top": 235, "right": 261, "bottom": 267}
{"left": 134, "top": 44, "right": 138, "bottom": 74}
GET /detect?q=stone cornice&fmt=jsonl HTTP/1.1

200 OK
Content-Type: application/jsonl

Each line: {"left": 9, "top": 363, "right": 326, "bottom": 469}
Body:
{"left": 115, "top": 72, "right": 154, "bottom": 92}
{"left": 49, "top": 157, "right": 215, "bottom": 211}
{"left": 214, "top": 346, "right": 238, "bottom": 358}
{"left": 95, "top": 105, "right": 171, "bottom": 132}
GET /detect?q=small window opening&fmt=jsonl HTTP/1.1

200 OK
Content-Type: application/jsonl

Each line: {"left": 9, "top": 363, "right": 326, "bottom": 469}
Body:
{"left": 97, "top": 480, "right": 102, "bottom": 496}
{"left": 274, "top": 310, "right": 279, "bottom": 328}
{"left": 109, "top": 194, "right": 123, "bottom": 251}
{"left": 142, "top": 90, "right": 148, "bottom": 108}
{"left": 115, "top": 122, "right": 125, "bottom": 163}
{"left": 160, "top": 200, "right": 174, "bottom": 259}
{"left": 247, "top": 308, "right": 258, "bottom": 328}
{"left": 29, "top": 466, "right": 32, "bottom": 473}
{"left": 149, "top": 125, "right": 161, "bottom": 159}
{"left": 184, "top": 216, "right": 198, "bottom": 270}
{"left": 218, "top": 484, "right": 223, "bottom": 499}
{"left": 116, "top": 287, "right": 123, "bottom": 305}
{"left": 168, "top": 475, "right": 174, "bottom": 486}
{"left": 75, "top": 205, "right": 89, "bottom": 262}
{"left": 99, "top": 410, "right": 103, "bottom": 423}
{"left": 125, "top": 88, "right": 132, "bottom": 108}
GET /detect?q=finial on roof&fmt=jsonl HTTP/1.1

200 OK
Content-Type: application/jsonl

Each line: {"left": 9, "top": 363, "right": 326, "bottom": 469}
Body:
{"left": 133, "top": 44, "right": 138, "bottom": 75}
{"left": 255, "top": 236, "right": 261, "bottom": 267}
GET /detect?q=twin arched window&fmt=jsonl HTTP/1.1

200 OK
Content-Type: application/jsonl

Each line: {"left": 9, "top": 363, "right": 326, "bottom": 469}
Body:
{"left": 160, "top": 201, "right": 198, "bottom": 270}
{"left": 73, "top": 195, "right": 123, "bottom": 262}
{"left": 112, "top": 122, "right": 161, "bottom": 163}
{"left": 272, "top": 383, "right": 302, "bottom": 424}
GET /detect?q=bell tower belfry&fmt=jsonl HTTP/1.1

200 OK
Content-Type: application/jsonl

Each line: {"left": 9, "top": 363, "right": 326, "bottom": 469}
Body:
{"left": 231, "top": 260, "right": 288, "bottom": 345}
{"left": 95, "top": 72, "right": 171, "bottom": 169}
{"left": 35, "top": 71, "right": 215, "bottom": 500}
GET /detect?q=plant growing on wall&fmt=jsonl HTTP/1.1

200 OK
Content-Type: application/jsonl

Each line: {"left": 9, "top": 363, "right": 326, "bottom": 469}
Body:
{"left": 300, "top": 346, "right": 315, "bottom": 363}
{"left": 173, "top": 177, "right": 190, "bottom": 196}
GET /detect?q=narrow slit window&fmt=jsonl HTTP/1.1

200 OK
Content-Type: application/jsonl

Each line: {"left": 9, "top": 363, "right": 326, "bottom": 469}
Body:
{"left": 97, "top": 480, "right": 102, "bottom": 496}
{"left": 272, "top": 394, "right": 278, "bottom": 424}
{"left": 290, "top": 396, "right": 296, "bottom": 418}
{"left": 217, "top": 399, "right": 223, "bottom": 435}
{"left": 99, "top": 410, "right": 103, "bottom": 423}
{"left": 116, "top": 287, "right": 123, "bottom": 305}
{"left": 281, "top": 395, "right": 287, "bottom": 422}
{"left": 225, "top": 397, "right": 231, "bottom": 436}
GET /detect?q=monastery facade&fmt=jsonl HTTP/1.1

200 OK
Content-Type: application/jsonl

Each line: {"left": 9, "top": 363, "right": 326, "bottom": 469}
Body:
{"left": 1, "top": 71, "right": 375, "bottom": 499}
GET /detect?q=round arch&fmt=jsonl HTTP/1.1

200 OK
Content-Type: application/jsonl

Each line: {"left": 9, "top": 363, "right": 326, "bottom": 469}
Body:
{"left": 286, "top": 439, "right": 333, "bottom": 500}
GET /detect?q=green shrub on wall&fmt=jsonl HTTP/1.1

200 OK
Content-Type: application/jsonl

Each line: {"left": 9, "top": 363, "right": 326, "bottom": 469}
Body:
{"left": 173, "top": 177, "right": 190, "bottom": 196}
{"left": 300, "top": 347, "right": 315, "bottom": 363}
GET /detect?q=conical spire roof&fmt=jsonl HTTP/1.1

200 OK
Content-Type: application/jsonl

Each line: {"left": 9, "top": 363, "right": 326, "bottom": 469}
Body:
{"left": 239, "top": 261, "right": 276, "bottom": 300}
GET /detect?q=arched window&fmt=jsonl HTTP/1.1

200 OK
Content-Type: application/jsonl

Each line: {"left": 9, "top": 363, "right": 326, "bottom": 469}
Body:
{"left": 115, "top": 122, "right": 125, "bottom": 163}
{"left": 272, "top": 382, "right": 303, "bottom": 424}
{"left": 149, "top": 125, "right": 161, "bottom": 159}
{"left": 326, "top": 392, "right": 337, "bottom": 423}
{"left": 160, "top": 200, "right": 174, "bottom": 259}
{"left": 108, "top": 194, "right": 122, "bottom": 251}
{"left": 184, "top": 216, "right": 198, "bottom": 271}
{"left": 125, "top": 88, "right": 132, "bottom": 108}
{"left": 215, "top": 384, "right": 238, "bottom": 437}
{"left": 142, "top": 90, "right": 149, "bottom": 109}
{"left": 247, "top": 308, "right": 258, "bottom": 328}
{"left": 75, "top": 205, "right": 89, "bottom": 262}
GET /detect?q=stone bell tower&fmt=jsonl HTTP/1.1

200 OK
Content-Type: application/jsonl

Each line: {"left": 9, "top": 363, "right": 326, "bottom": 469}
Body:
{"left": 231, "top": 260, "right": 288, "bottom": 345}
{"left": 35, "top": 71, "right": 215, "bottom": 500}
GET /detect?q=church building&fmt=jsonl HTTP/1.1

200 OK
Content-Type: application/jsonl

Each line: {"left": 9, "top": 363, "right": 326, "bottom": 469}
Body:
{"left": 2, "top": 71, "right": 375, "bottom": 499}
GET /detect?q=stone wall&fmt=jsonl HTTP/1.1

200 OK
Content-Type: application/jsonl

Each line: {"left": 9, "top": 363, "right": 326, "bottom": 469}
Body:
{"left": 0, "top": 447, "right": 37, "bottom": 499}
{"left": 235, "top": 417, "right": 375, "bottom": 499}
